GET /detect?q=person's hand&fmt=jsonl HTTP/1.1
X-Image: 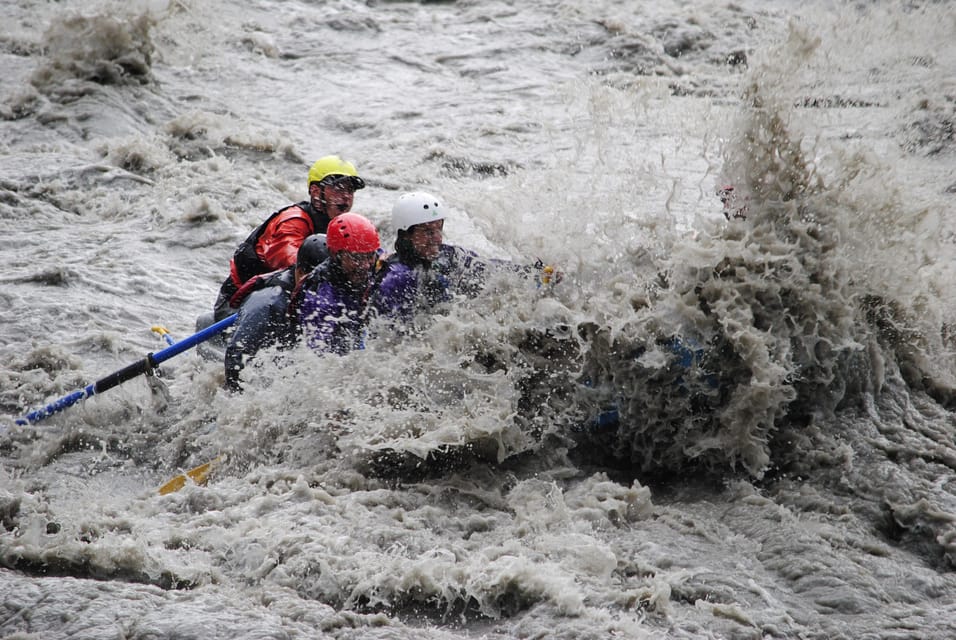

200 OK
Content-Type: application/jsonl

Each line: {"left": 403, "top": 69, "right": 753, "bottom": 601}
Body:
{"left": 534, "top": 259, "right": 563, "bottom": 287}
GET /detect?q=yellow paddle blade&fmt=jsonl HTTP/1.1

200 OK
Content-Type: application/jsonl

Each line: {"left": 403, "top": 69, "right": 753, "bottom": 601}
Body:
{"left": 150, "top": 325, "right": 175, "bottom": 346}
{"left": 158, "top": 456, "right": 221, "bottom": 495}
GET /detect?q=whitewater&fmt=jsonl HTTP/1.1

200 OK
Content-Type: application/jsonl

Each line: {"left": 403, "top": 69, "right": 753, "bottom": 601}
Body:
{"left": 1, "top": 0, "right": 955, "bottom": 638}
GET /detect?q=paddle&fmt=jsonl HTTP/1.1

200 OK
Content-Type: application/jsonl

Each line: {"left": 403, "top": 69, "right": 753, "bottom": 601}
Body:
{"left": 15, "top": 313, "right": 237, "bottom": 426}
{"left": 151, "top": 325, "right": 176, "bottom": 346}
{"left": 158, "top": 456, "right": 222, "bottom": 495}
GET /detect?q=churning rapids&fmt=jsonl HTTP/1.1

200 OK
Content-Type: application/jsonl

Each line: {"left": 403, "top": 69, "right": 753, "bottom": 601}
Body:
{"left": 1, "top": 1, "right": 955, "bottom": 638}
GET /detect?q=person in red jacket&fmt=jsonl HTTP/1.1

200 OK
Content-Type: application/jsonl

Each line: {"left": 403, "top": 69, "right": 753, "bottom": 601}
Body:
{"left": 211, "top": 155, "right": 365, "bottom": 321}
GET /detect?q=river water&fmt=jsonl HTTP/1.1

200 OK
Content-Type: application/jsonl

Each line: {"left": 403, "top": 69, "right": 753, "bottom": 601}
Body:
{"left": 2, "top": 0, "right": 955, "bottom": 638}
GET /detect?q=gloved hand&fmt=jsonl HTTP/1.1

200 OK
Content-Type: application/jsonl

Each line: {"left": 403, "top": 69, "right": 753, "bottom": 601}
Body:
{"left": 533, "top": 259, "right": 563, "bottom": 287}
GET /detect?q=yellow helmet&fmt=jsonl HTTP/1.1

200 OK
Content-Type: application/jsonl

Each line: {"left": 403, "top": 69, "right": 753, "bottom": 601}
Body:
{"left": 307, "top": 155, "right": 365, "bottom": 191}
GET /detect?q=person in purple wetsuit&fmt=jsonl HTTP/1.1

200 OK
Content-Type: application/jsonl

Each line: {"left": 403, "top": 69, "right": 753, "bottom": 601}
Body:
{"left": 291, "top": 213, "right": 381, "bottom": 355}
{"left": 370, "top": 191, "right": 558, "bottom": 330}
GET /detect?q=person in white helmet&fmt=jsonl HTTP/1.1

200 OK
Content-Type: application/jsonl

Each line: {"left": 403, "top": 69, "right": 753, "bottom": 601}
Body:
{"left": 370, "top": 191, "right": 557, "bottom": 327}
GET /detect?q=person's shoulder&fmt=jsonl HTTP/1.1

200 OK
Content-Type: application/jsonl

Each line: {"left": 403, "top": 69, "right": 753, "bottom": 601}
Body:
{"left": 260, "top": 267, "right": 296, "bottom": 290}
{"left": 271, "top": 202, "right": 313, "bottom": 226}
{"left": 301, "top": 263, "right": 342, "bottom": 302}
{"left": 243, "top": 279, "right": 290, "bottom": 306}
{"left": 237, "top": 285, "right": 287, "bottom": 325}
{"left": 302, "top": 260, "right": 334, "bottom": 285}
{"left": 377, "top": 259, "right": 416, "bottom": 287}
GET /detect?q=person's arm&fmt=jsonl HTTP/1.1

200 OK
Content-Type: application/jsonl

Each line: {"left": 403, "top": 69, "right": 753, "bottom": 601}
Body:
{"left": 444, "top": 246, "right": 555, "bottom": 297}
{"left": 224, "top": 288, "right": 291, "bottom": 391}
{"left": 224, "top": 297, "right": 271, "bottom": 392}
{"left": 470, "top": 252, "right": 561, "bottom": 291}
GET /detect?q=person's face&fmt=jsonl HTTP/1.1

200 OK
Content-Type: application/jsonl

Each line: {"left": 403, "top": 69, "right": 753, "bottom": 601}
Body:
{"left": 310, "top": 179, "right": 355, "bottom": 217}
{"left": 336, "top": 251, "right": 376, "bottom": 287}
{"left": 407, "top": 219, "right": 443, "bottom": 261}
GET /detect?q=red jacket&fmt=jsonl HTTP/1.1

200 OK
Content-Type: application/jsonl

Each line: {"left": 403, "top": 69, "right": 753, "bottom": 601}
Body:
{"left": 228, "top": 201, "right": 331, "bottom": 287}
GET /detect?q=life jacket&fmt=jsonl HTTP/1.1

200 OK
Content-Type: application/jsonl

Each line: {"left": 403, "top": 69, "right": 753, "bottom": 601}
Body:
{"left": 231, "top": 200, "right": 330, "bottom": 285}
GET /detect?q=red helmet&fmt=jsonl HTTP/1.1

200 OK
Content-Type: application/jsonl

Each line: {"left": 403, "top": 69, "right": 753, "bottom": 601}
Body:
{"left": 326, "top": 213, "right": 380, "bottom": 255}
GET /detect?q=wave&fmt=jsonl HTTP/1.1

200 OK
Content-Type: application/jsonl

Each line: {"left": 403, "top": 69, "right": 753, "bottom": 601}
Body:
{"left": 31, "top": 13, "right": 155, "bottom": 100}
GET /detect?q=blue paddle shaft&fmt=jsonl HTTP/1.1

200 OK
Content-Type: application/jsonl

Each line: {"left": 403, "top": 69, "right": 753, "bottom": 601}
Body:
{"left": 150, "top": 314, "right": 236, "bottom": 365}
{"left": 14, "top": 314, "right": 237, "bottom": 426}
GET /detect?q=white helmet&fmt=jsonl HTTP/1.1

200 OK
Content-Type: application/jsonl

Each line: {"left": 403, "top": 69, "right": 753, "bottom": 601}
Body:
{"left": 392, "top": 191, "right": 445, "bottom": 231}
